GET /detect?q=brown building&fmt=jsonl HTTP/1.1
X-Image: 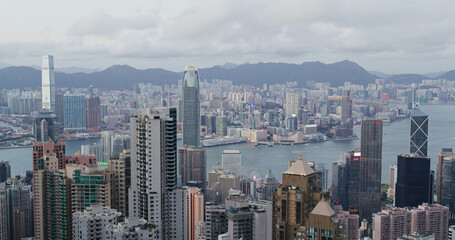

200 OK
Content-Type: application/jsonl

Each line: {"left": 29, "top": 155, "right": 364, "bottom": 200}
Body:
{"left": 273, "top": 154, "right": 323, "bottom": 240}
{"left": 437, "top": 149, "right": 455, "bottom": 204}
{"left": 107, "top": 150, "right": 131, "bottom": 219}
{"left": 178, "top": 146, "right": 207, "bottom": 188}
{"left": 86, "top": 95, "right": 101, "bottom": 129}
{"left": 304, "top": 198, "right": 349, "bottom": 240}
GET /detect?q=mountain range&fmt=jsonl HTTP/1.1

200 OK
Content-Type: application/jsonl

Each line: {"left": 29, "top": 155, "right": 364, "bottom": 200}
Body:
{"left": 0, "top": 60, "right": 453, "bottom": 90}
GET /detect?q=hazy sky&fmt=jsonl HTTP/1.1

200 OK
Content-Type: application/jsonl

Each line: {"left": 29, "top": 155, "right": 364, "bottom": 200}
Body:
{"left": 1, "top": 0, "right": 454, "bottom": 73}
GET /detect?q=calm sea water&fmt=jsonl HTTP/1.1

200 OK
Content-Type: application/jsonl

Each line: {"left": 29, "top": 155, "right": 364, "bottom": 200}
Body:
{"left": 1, "top": 105, "right": 454, "bottom": 183}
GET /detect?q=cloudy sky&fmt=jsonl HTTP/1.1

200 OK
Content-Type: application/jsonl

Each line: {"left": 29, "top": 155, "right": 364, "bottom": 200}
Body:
{"left": 1, "top": 0, "right": 454, "bottom": 73}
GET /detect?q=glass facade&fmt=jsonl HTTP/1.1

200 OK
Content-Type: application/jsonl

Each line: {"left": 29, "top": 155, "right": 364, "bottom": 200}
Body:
{"left": 182, "top": 66, "right": 200, "bottom": 147}
{"left": 395, "top": 154, "right": 431, "bottom": 208}
{"left": 410, "top": 108, "right": 429, "bottom": 157}
{"left": 441, "top": 156, "right": 455, "bottom": 215}
{"left": 359, "top": 119, "right": 382, "bottom": 222}
{"left": 42, "top": 55, "right": 55, "bottom": 111}
{"left": 63, "top": 94, "right": 86, "bottom": 131}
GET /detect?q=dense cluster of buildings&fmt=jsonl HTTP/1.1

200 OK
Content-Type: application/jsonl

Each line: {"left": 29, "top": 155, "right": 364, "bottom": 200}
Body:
{"left": 3, "top": 56, "right": 455, "bottom": 240}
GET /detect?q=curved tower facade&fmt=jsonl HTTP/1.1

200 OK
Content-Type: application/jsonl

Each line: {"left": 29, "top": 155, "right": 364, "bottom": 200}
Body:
{"left": 182, "top": 66, "right": 200, "bottom": 147}
{"left": 42, "top": 55, "right": 55, "bottom": 111}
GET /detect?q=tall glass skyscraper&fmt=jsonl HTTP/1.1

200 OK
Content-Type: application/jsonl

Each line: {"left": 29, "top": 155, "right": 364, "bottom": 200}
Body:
{"left": 359, "top": 119, "right": 382, "bottom": 222}
{"left": 182, "top": 66, "right": 200, "bottom": 147}
{"left": 41, "top": 55, "right": 55, "bottom": 111}
{"left": 410, "top": 108, "right": 429, "bottom": 157}
{"left": 63, "top": 94, "right": 86, "bottom": 131}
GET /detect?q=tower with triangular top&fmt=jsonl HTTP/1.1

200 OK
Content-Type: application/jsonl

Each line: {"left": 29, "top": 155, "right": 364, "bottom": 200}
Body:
{"left": 272, "top": 153, "right": 323, "bottom": 239}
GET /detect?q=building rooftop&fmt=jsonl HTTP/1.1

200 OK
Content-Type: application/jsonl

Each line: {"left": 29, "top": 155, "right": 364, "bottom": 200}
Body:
{"left": 185, "top": 66, "right": 197, "bottom": 71}
{"left": 284, "top": 154, "right": 315, "bottom": 176}
{"left": 222, "top": 149, "right": 241, "bottom": 154}
{"left": 410, "top": 108, "right": 428, "bottom": 117}
{"left": 311, "top": 198, "right": 335, "bottom": 217}
{"left": 264, "top": 169, "right": 276, "bottom": 180}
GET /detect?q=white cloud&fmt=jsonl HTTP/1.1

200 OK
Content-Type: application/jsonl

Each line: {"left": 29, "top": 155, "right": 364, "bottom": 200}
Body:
{"left": 0, "top": 0, "right": 454, "bottom": 73}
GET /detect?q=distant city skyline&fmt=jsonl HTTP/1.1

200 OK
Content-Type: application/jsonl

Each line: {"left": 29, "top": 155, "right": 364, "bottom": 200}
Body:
{"left": 0, "top": 1, "right": 454, "bottom": 74}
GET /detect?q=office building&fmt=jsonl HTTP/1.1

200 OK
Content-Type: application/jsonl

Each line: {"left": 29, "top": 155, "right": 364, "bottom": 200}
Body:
{"left": 341, "top": 90, "right": 353, "bottom": 128}
{"left": 410, "top": 108, "right": 429, "bottom": 157}
{"left": 259, "top": 169, "right": 279, "bottom": 201}
{"left": 187, "top": 188, "right": 204, "bottom": 240}
{"left": 205, "top": 203, "right": 228, "bottom": 240}
{"left": 0, "top": 189, "right": 6, "bottom": 240}
{"left": 388, "top": 164, "right": 398, "bottom": 201}
{"left": 395, "top": 153, "right": 431, "bottom": 208}
{"left": 63, "top": 94, "right": 86, "bottom": 131}
{"left": 285, "top": 92, "right": 299, "bottom": 117}
{"left": 304, "top": 198, "right": 351, "bottom": 240}
{"left": 33, "top": 109, "right": 57, "bottom": 142}
{"left": 86, "top": 95, "right": 101, "bottom": 129}
{"left": 72, "top": 205, "right": 158, "bottom": 240}
{"left": 273, "top": 153, "right": 323, "bottom": 239}
{"left": 0, "top": 180, "right": 33, "bottom": 240}
{"left": 438, "top": 153, "right": 455, "bottom": 215}
{"left": 222, "top": 149, "right": 241, "bottom": 175}
{"left": 331, "top": 160, "right": 348, "bottom": 209}
{"left": 107, "top": 150, "right": 131, "bottom": 219}
{"left": 55, "top": 90, "right": 64, "bottom": 124}
{"left": 101, "top": 131, "right": 112, "bottom": 163}
{"left": 437, "top": 148, "right": 454, "bottom": 205}
{"left": 216, "top": 116, "right": 227, "bottom": 136}
{"left": 182, "top": 66, "right": 201, "bottom": 147}
{"left": 0, "top": 161, "right": 11, "bottom": 183}
{"left": 225, "top": 190, "right": 254, "bottom": 240}
{"left": 178, "top": 146, "right": 207, "bottom": 188}
{"left": 359, "top": 119, "right": 382, "bottom": 221}
{"left": 41, "top": 55, "right": 55, "bottom": 111}
{"left": 129, "top": 108, "right": 183, "bottom": 239}
{"left": 331, "top": 149, "right": 361, "bottom": 214}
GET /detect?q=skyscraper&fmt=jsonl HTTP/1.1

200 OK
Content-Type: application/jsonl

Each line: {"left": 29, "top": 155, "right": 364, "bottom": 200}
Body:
{"left": 221, "top": 149, "right": 241, "bottom": 175}
{"left": 34, "top": 154, "right": 72, "bottom": 240}
{"left": 107, "top": 150, "right": 131, "bottom": 219}
{"left": 395, "top": 153, "right": 431, "bottom": 208}
{"left": 410, "top": 108, "right": 429, "bottom": 157}
{"left": 86, "top": 95, "right": 101, "bottom": 129}
{"left": 101, "top": 131, "right": 112, "bottom": 163}
{"left": 285, "top": 92, "right": 299, "bottom": 117}
{"left": 438, "top": 153, "right": 455, "bottom": 215}
{"left": 178, "top": 146, "right": 206, "bottom": 188}
{"left": 187, "top": 187, "right": 204, "bottom": 240}
{"left": 63, "top": 94, "right": 86, "bottom": 131}
{"left": 33, "top": 109, "right": 57, "bottom": 142}
{"left": 359, "top": 119, "right": 382, "bottom": 221}
{"left": 0, "top": 161, "right": 11, "bottom": 183}
{"left": 272, "top": 154, "right": 323, "bottom": 239}
{"left": 41, "top": 55, "right": 55, "bottom": 111}
{"left": 128, "top": 108, "right": 180, "bottom": 239}
{"left": 341, "top": 89, "right": 353, "bottom": 128}
{"left": 182, "top": 66, "right": 200, "bottom": 147}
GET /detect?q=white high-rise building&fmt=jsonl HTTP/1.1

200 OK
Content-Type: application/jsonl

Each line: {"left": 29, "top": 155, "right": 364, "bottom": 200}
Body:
{"left": 285, "top": 92, "right": 299, "bottom": 117}
{"left": 129, "top": 108, "right": 186, "bottom": 239}
{"left": 41, "top": 55, "right": 55, "bottom": 111}
{"left": 222, "top": 150, "right": 241, "bottom": 175}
